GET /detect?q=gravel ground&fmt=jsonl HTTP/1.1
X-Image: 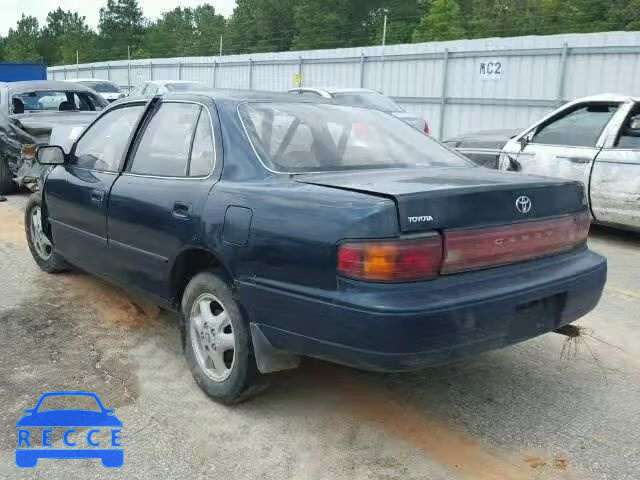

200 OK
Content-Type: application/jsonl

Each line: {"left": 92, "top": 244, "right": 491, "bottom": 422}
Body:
{"left": 1, "top": 193, "right": 639, "bottom": 480}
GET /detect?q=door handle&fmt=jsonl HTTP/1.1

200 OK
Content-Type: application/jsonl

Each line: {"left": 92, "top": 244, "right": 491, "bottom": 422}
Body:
{"left": 172, "top": 201, "right": 192, "bottom": 219}
{"left": 555, "top": 155, "right": 592, "bottom": 164}
{"left": 90, "top": 189, "right": 105, "bottom": 205}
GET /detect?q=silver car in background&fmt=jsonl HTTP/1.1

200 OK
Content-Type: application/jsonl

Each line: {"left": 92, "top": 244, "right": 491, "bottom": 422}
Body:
{"left": 128, "top": 80, "right": 210, "bottom": 98}
{"left": 66, "top": 78, "right": 125, "bottom": 103}
{"left": 288, "top": 87, "right": 430, "bottom": 134}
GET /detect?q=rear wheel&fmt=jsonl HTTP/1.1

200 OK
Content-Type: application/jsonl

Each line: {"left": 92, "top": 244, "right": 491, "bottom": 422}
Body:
{"left": 0, "top": 157, "right": 17, "bottom": 195}
{"left": 182, "top": 271, "right": 262, "bottom": 404}
{"left": 24, "top": 194, "right": 67, "bottom": 273}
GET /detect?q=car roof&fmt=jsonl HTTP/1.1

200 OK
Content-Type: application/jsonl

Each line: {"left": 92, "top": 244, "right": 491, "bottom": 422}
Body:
{"left": 568, "top": 93, "right": 640, "bottom": 104}
{"left": 67, "top": 78, "right": 115, "bottom": 83}
{"left": 119, "top": 89, "right": 330, "bottom": 105}
{"left": 292, "top": 87, "right": 381, "bottom": 94}
{"left": 1, "top": 80, "right": 95, "bottom": 93}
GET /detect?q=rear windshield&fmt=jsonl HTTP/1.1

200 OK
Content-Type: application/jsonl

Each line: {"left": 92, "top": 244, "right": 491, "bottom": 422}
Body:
{"left": 79, "top": 81, "right": 121, "bottom": 93}
{"left": 239, "top": 102, "right": 471, "bottom": 173}
{"left": 332, "top": 91, "right": 402, "bottom": 112}
{"left": 166, "top": 82, "right": 207, "bottom": 92}
{"left": 11, "top": 90, "right": 107, "bottom": 112}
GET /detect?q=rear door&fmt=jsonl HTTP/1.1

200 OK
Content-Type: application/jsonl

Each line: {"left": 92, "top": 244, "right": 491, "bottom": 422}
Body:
{"left": 45, "top": 103, "right": 145, "bottom": 273}
{"left": 516, "top": 102, "right": 620, "bottom": 187}
{"left": 590, "top": 102, "right": 640, "bottom": 229}
{"left": 107, "top": 99, "right": 218, "bottom": 301}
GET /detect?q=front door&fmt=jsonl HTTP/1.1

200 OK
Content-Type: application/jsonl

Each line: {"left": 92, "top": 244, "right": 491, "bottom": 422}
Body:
{"left": 590, "top": 104, "right": 640, "bottom": 229}
{"left": 107, "top": 100, "right": 218, "bottom": 301}
{"left": 516, "top": 102, "right": 620, "bottom": 187}
{"left": 46, "top": 104, "right": 145, "bottom": 273}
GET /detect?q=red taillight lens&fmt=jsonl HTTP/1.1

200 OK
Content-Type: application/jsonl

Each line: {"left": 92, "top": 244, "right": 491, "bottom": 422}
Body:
{"left": 423, "top": 120, "right": 430, "bottom": 135}
{"left": 338, "top": 236, "right": 443, "bottom": 282}
{"left": 442, "top": 213, "right": 590, "bottom": 273}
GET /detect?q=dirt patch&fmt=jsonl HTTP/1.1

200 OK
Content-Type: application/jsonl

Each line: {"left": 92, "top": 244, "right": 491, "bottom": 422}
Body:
{"left": 0, "top": 204, "right": 27, "bottom": 247}
{"left": 62, "top": 272, "right": 161, "bottom": 328}
{"left": 524, "top": 455, "right": 546, "bottom": 469}
{"left": 554, "top": 457, "right": 568, "bottom": 470}
{"left": 317, "top": 364, "right": 533, "bottom": 480}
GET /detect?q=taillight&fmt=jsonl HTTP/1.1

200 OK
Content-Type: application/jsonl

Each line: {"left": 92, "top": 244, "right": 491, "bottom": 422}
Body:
{"left": 338, "top": 236, "right": 442, "bottom": 282}
{"left": 442, "top": 213, "right": 590, "bottom": 273}
{"left": 423, "top": 120, "right": 430, "bottom": 135}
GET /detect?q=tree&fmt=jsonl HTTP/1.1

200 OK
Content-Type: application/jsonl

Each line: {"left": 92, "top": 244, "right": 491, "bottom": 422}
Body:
{"left": 41, "top": 8, "right": 95, "bottom": 65}
{"left": 367, "top": 1, "right": 422, "bottom": 46}
{"left": 412, "top": 0, "right": 465, "bottom": 42}
{"left": 3, "top": 15, "right": 41, "bottom": 62}
{"left": 97, "top": 0, "right": 144, "bottom": 60}
{"left": 608, "top": 0, "right": 640, "bottom": 31}
{"left": 225, "top": 0, "right": 295, "bottom": 54}
{"left": 192, "top": 4, "right": 226, "bottom": 55}
{"left": 292, "top": 0, "right": 375, "bottom": 51}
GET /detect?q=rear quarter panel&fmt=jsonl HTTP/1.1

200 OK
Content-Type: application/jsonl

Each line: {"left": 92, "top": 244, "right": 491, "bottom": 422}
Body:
{"left": 201, "top": 179, "right": 398, "bottom": 291}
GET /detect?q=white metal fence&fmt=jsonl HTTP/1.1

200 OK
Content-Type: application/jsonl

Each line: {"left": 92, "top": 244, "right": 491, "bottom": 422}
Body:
{"left": 48, "top": 31, "right": 640, "bottom": 139}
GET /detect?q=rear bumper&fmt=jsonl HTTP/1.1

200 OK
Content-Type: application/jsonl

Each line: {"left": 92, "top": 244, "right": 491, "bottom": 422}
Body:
{"left": 239, "top": 248, "right": 606, "bottom": 372}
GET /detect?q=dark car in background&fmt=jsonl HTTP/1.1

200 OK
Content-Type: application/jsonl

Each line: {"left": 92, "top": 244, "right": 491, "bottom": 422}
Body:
{"left": 27, "top": 91, "right": 606, "bottom": 404}
{"left": 0, "top": 80, "right": 107, "bottom": 194}
{"left": 288, "top": 87, "right": 430, "bottom": 134}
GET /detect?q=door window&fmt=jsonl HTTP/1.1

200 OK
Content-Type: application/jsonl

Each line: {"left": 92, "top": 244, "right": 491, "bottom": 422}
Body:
{"left": 188, "top": 110, "right": 215, "bottom": 177}
{"left": 532, "top": 103, "right": 618, "bottom": 147}
{"left": 615, "top": 108, "right": 640, "bottom": 149}
{"left": 129, "top": 103, "right": 200, "bottom": 176}
{"left": 72, "top": 105, "right": 144, "bottom": 171}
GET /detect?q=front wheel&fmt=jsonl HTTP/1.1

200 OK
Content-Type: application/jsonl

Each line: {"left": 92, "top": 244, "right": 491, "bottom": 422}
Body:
{"left": 182, "top": 271, "right": 262, "bottom": 404}
{"left": 24, "top": 194, "right": 67, "bottom": 273}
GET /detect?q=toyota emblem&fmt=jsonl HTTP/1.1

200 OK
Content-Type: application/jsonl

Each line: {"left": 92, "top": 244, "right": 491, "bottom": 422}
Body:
{"left": 515, "top": 196, "right": 532, "bottom": 214}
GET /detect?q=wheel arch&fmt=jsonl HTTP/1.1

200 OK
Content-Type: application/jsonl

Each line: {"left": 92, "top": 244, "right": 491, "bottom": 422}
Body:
{"left": 168, "top": 246, "right": 234, "bottom": 309}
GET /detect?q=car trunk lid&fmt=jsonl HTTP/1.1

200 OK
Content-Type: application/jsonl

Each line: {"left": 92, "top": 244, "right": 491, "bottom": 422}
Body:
{"left": 296, "top": 167, "right": 586, "bottom": 233}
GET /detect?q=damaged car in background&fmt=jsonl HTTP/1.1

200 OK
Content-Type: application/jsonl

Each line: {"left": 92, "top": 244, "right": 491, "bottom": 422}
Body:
{"left": 0, "top": 80, "right": 107, "bottom": 194}
{"left": 445, "top": 94, "right": 640, "bottom": 231}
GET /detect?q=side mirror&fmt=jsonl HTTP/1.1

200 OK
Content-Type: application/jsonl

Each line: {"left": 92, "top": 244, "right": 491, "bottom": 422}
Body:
{"left": 36, "top": 145, "right": 66, "bottom": 165}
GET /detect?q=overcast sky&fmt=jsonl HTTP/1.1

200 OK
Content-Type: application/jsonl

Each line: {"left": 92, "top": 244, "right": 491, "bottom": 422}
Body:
{"left": 0, "top": 0, "right": 237, "bottom": 36}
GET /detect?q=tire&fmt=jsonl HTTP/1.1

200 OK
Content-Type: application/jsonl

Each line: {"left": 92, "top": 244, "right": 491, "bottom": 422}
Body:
{"left": 0, "top": 157, "right": 17, "bottom": 195}
{"left": 24, "top": 194, "right": 67, "bottom": 273}
{"left": 182, "top": 271, "right": 262, "bottom": 404}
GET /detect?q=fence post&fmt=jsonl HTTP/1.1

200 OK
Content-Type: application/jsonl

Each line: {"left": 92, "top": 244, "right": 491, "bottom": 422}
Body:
{"left": 91, "top": 65, "right": 95, "bottom": 79}
{"left": 212, "top": 61, "right": 217, "bottom": 88}
{"left": 298, "top": 56, "right": 303, "bottom": 87}
{"left": 149, "top": 62, "right": 154, "bottom": 81}
{"left": 178, "top": 62, "right": 182, "bottom": 80}
{"left": 359, "top": 52, "right": 366, "bottom": 88}
{"left": 248, "top": 59, "right": 253, "bottom": 90}
{"left": 437, "top": 49, "right": 450, "bottom": 141}
{"left": 63, "top": 68, "right": 67, "bottom": 80}
{"left": 107, "top": 64, "right": 111, "bottom": 81}
{"left": 556, "top": 42, "right": 569, "bottom": 106}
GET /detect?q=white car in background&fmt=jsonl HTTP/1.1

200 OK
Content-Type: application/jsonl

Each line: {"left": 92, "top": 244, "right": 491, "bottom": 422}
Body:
{"left": 288, "top": 87, "right": 430, "bottom": 135}
{"left": 66, "top": 79, "right": 125, "bottom": 103}
{"left": 128, "top": 80, "right": 210, "bottom": 98}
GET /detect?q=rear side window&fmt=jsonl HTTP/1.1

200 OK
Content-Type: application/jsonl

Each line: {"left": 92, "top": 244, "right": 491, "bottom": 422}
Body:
{"left": 73, "top": 105, "right": 144, "bottom": 171}
{"left": 532, "top": 103, "right": 618, "bottom": 147}
{"left": 189, "top": 111, "right": 215, "bottom": 176}
{"left": 129, "top": 103, "right": 200, "bottom": 176}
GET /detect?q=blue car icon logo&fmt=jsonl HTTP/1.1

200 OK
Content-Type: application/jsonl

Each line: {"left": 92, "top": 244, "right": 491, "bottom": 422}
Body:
{"left": 16, "top": 391, "right": 123, "bottom": 468}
